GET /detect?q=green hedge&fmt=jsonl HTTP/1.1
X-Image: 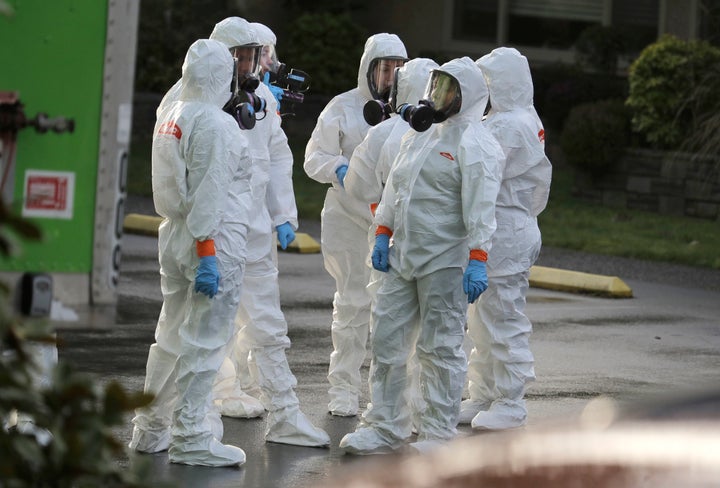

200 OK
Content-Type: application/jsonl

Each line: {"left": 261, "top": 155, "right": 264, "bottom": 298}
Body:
{"left": 532, "top": 63, "right": 628, "bottom": 132}
{"left": 560, "top": 99, "right": 631, "bottom": 175}
{"left": 626, "top": 34, "right": 720, "bottom": 149}
{"left": 283, "top": 12, "right": 368, "bottom": 96}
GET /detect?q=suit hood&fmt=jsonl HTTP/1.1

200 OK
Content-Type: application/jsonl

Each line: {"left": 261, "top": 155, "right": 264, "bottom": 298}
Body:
{"left": 395, "top": 57, "right": 439, "bottom": 108}
{"left": 178, "top": 39, "right": 234, "bottom": 108}
{"left": 435, "top": 56, "right": 488, "bottom": 124}
{"left": 357, "top": 33, "right": 407, "bottom": 100}
{"left": 210, "top": 16, "right": 259, "bottom": 48}
{"left": 476, "top": 47, "right": 534, "bottom": 113}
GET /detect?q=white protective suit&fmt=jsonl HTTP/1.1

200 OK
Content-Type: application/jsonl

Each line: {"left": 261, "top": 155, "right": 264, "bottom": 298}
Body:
{"left": 129, "top": 39, "right": 252, "bottom": 467}
{"left": 340, "top": 57, "right": 505, "bottom": 454}
{"left": 344, "top": 57, "right": 439, "bottom": 422}
{"left": 155, "top": 19, "right": 261, "bottom": 420}
{"left": 304, "top": 33, "right": 407, "bottom": 417}
{"left": 212, "top": 20, "right": 268, "bottom": 418}
{"left": 205, "top": 18, "right": 328, "bottom": 447}
{"left": 345, "top": 57, "right": 439, "bottom": 213}
{"left": 212, "top": 22, "right": 283, "bottom": 418}
{"left": 461, "top": 47, "right": 552, "bottom": 430}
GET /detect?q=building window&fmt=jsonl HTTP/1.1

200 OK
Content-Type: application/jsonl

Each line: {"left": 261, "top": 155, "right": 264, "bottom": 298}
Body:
{"left": 612, "top": 0, "right": 659, "bottom": 53}
{"left": 508, "top": 16, "right": 599, "bottom": 48}
{"left": 508, "top": 0, "right": 604, "bottom": 47}
{"left": 452, "top": 0, "right": 498, "bottom": 42}
{"left": 452, "top": 0, "right": 661, "bottom": 50}
{"left": 700, "top": 0, "right": 720, "bottom": 46}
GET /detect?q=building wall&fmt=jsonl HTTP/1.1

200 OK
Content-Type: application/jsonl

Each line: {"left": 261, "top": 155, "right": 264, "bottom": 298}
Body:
{"left": 662, "top": 0, "right": 700, "bottom": 39}
{"left": 240, "top": 0, "right": 703, "bottom": 68}
{"left": 574, "top": 148, "right": 720, "bottom": 220}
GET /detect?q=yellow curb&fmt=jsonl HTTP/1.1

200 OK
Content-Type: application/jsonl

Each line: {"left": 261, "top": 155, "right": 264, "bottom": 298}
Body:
{"left": 529, "top": 265, "right": 633, "bottom": 298}
{"left": 124, "top": 213, "right": 322, "bottom": 254}
{"left": 278, "top": 232, "right": 321, "bottom": 254}
{"left": 123, "top": 213, "right": 162, "bottom": 236}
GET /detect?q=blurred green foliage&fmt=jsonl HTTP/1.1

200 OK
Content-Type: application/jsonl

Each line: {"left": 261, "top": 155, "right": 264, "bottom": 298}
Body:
{"left": 134, "top": 0, "right": 243, "bottom": 93}
{"left": 134, "top": 3, "right": 368, "bottom": 97}
{"left": 626, "top": 34, "right": 720, "bottom": 149}
{"left": 532, "top": 63, "right": 628, "bottom": 133}
{"left": 0, "top": 200, "right": 156, "bottom": 487}
{"left": 284, "top": 12, "right": 368, "bottom": 96}
{"left": 560, "top": 99, "right": 631, "bottom": 175}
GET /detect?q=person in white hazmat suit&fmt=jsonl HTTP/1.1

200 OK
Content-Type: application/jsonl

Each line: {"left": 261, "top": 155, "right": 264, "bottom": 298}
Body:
{"left": 204, "top": 18, "right": 329, "bottom": 447}
{"left": 343, "top": 57, "right": 439, "bottom": 423}
{"left": 211, "top": 20, "right": 275, "bottom": 414}
{"left": 152, "top": 18, "right": 267, "bottom": 421}
{"left": 459, "top": 47, "right": 552, "bottom": 431}
{"left": 209, "top": 19, "right": 329, "bottom": 447}
{"left": 128, "top": 38, "right": 253, "bottom": 467}
{"left": 340, "top": 57, "right": 505, "bottom": 454}
{"left": 212, "top": 21, "right": 291, "bottom": 418}
{"left": 252, "top": 22, "right": 285, "bottom": 111}
{"left": 304, "top": 33, "right": 407, "bottom": 417}
{"left": 145, "top": 17, "right": 329, "bottom": 448}
{"left": 345, "top": 57, "right": 439, "bottom": 213}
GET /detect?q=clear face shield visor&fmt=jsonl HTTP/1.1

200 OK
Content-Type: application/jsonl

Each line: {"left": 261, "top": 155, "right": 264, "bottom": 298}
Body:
{"left": 423, "top": 70, "right": 462, "bottom": 118}
{"left": 229, "top": 44, "right": 262, "bottom": 93}
{"left": 368, "top": 57, "right": 407, "bottom": 101}
{"left": 260, "top": 44, "right": 281, "bottom": 75}
{"left": 387, "top": 66, "right": 402, "bottom": 112}
{"left": 230, "top": 45, "right": 262, "bottom": 78}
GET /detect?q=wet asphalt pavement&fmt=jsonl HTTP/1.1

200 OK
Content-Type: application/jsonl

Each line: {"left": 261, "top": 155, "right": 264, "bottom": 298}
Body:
{"left": 52, "top": 196, "right": 720, "bottom": 487}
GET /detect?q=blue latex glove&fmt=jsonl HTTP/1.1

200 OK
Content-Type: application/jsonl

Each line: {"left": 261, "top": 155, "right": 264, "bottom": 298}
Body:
{"left": 335, "top": 164, "right": 348, "bottom": 188}
{"left": 195, "top": 255, "right": 220, "bottom": 298}
{"left": 372, "top": 234, "right": 390, "bottom": 272}
{"left": 463, "top": 260, "right": 488, "bottom": 304}
{"left": 276, "top": 221, "right": 296, "bottom": 250}
{"left": 263, "top": 71, "right": 283, "bottom": 110}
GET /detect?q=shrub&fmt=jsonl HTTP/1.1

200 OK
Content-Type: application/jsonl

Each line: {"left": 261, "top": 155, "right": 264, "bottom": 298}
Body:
{"left": 283, "top": 12, "right": 368, "bottom": 96}
{"left": 626, "top": 34, "right": 720, "bottom": 149}
{"left": 0, "top": 200, "right": 154, "bottom": 487}
{"left": 532, "top": 63, "right": 628, "bottom": 132}
{"left": 134, "top": 0, "right": 243, "bottom": 93}
{"left": 560, "top": 99, "right": 630, "bottom": 175}
{"left": 681, "top": 59, "right": 720, "bottom": 158}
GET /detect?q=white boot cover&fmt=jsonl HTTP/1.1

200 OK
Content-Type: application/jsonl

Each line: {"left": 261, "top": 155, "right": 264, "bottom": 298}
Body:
{"left": 214, "top": 358, "right": 264, "bottom": 418}
{"left": 471, "top": 398, "right": 527, "bottom": 431}
{"left": 457, "top": 398, "right": 492, "bottom": 425}
{"left": 169, "top": 435, "right": 246, "bottom": 467}
{"left": 339, "top": 426, "right": 403, "bottom": 455}
{"left": 265, "top": 404, "right": 330, "bottom": 447}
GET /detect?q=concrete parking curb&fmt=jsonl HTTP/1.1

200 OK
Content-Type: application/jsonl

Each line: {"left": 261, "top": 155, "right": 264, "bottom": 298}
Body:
{"left": 123, "top": 213, "right": 633, "bottom": 298}
{"left": 529, "top": 265, "right": 633, "bottom": 298}
{"left": 122, "top": 213, "right": 161, "bottom": 237}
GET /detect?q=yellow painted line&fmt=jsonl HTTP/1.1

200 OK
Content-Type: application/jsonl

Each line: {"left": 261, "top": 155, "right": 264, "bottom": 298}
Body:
{"left": 124, "top": 213, "right": 321, "bottom": 254}
{"left": 530, "top": 265, "right": 633, "bottom": 298}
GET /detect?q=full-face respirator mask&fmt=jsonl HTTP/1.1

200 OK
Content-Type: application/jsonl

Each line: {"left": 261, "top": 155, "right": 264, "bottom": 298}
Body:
{"left": 362, "top": 57, "right": 407, "bottom": 126}
{"left": 395, "top": 70, "right": 461, "bottom": 132}
{"left": 363, "top": 98, "right": 393, "bottom": 127}
{"left": 223, "top": 44, "right": 267, "bottom": 130}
